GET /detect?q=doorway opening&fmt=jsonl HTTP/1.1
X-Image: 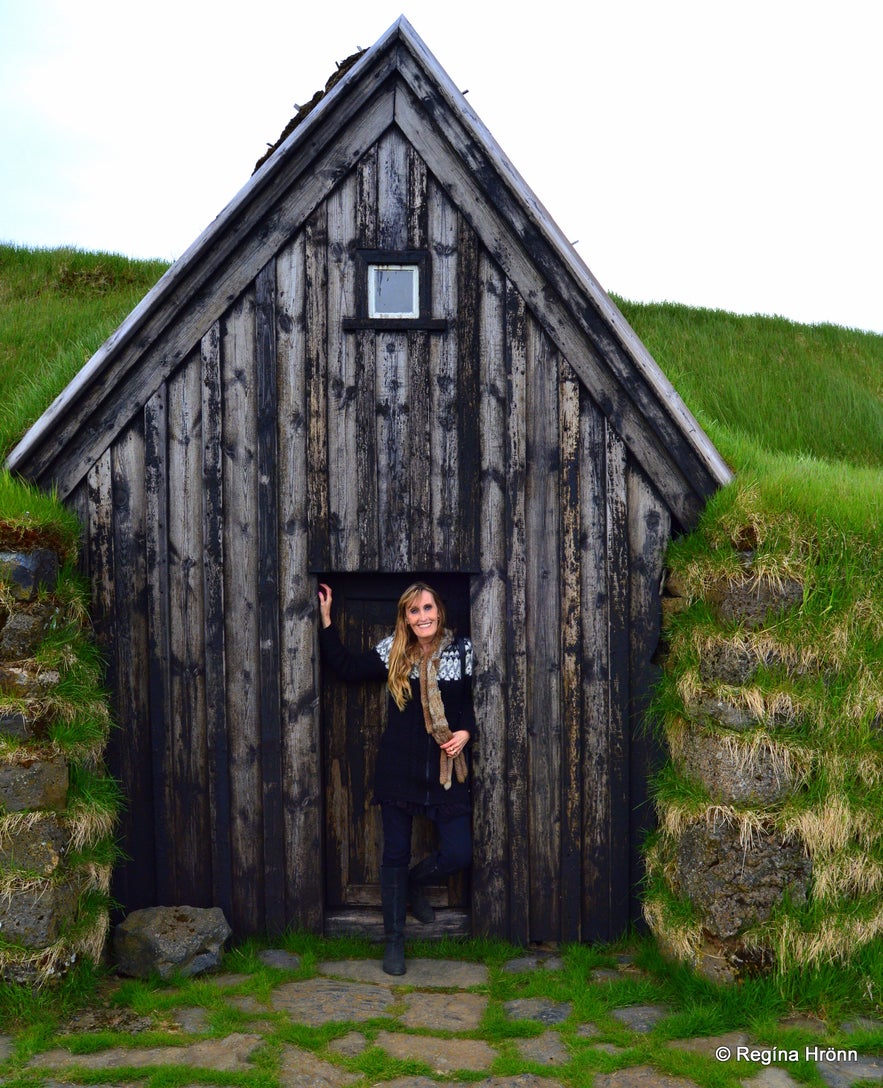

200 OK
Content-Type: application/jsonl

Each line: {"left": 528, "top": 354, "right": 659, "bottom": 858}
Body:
{"left": 318, "top": 572, "right": 472, "bottom": 938}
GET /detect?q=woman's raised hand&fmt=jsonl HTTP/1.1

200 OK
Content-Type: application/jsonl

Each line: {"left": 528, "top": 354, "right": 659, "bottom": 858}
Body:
{"left": 317, "top": 583, "right": 333, "bottom": 628}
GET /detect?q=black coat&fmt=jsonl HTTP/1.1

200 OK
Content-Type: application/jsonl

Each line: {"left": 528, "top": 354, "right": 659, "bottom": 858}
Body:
{"left": 319, "top": 625, "right": 476, "bottom": 810}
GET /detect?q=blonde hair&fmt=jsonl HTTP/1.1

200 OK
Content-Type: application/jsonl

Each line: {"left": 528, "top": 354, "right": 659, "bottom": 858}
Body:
{"left": 387, "top": 582, "right": 447, "bottom": 711}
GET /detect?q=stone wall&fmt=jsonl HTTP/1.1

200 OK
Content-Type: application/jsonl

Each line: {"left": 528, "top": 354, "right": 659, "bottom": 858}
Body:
{"left": 0, "top": 547, "right": 116, "bottom": 984}
{"left": 646, "top": 559, "right": 815, "bottom": 982}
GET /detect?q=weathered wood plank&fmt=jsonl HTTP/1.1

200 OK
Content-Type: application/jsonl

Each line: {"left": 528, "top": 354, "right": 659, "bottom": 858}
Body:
{"left": 355, "top": 148, "right": 379, "bottom": 568}
{"left": 605, "top": 422, "right": 631, "bottom": 931}
{"left": 428, "top": 180, "right": 459, "bottom": 569}
{"left": 109, "top": 423, "right": 150, "bottom": 903}
{"left": 407, "top": 328, "right": 433, "bottom": 567}
{"left": 166, "top": 349, "right": 210, "bottom": 904}
{"left": 374, "top": 129, "right": 413, "bottom": 570}
{"left": 524, "top": 317, "right": 562, "bottom": 942}
{"left": 503, "top": 278, "right": 529, "bottom": 944}
{"left": 408, "top": 143, "right": 429, "bottom": 249}
{"left": 626, "top": 462, "right": 670, "bottom": 922}
{"left": 324, "top": 908, "right": 469, "bottom": 941}
{"left": 407, "top": 138, "right": 432, "bottom": 566}
{"left": 579, "top": 392, "right": 612, "bottom": 939}
{"left": 144, "top": 385, "right": 171, "bottom": 907}
{"left": 558, "top": 360, "right": 583, "bottom": 942}
{"left": 305, "top": 204, "right": 330, "bottom": 570}
{"left": 276, "top": 233, "right": 323, "bottom": 931}
{"left": 326, "top": 174, "right": 360, "bottom": 570}
{"left": 376, "top": 331, "right": 410, "bottom": 571}
{"left": 200, "top": 320, "right": 234, "bottom": 919}
{"left": 455, "top": 212, "right": 481, "bottom": 573}
{"left": 378, "top": 127, "right": 409, "bottom": 251}
{"left": 255, "top": 260, "right": 285, "bottom": 934}
{"left": 470, "top": 248, "right": 508, "bottom": 937}
{"left": 221, "top": 287, "right": 264, "bottom": 934}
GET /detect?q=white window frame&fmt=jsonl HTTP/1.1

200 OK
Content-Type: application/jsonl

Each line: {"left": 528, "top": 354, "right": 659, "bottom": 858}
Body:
{"left": 367, "top": 263, "right": 420, "bottom": 319}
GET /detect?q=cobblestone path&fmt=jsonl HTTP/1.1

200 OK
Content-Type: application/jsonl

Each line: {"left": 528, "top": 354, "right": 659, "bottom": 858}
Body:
{"left": 3, "top": 951, "right": 882, "bottom": 1087}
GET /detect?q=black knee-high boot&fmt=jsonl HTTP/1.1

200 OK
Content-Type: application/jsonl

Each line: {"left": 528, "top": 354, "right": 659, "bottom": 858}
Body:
{"left": 380, "top": 866, "right": 408, "bottom": 975}
{"left": 408, "top": 854, "right": 444, "bottom": 925}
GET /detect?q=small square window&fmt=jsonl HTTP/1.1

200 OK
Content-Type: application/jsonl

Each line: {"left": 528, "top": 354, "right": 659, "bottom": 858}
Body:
{"left": 368, "top": 264, "right": 419, "bottom": 319}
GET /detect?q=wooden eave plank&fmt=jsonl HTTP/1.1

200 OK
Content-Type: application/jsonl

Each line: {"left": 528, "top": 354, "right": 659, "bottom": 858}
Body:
{"left": 391, "top": 31, "right": 732, "bottom": 501}
{"left": 10, "top": 85, "right": 397, "bottom": 498}
{"left": 6, "top": 41, "right": 401, "bottom": 492}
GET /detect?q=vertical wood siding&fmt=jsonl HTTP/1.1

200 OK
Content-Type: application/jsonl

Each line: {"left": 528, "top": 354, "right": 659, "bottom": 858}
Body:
{"left": 77, "top": 131, "right": 673, "bottom": 940}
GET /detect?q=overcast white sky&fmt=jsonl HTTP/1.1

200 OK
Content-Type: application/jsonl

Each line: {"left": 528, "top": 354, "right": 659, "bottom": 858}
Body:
{"left": 1, "top": 0, "right": 880, "bottom": 333}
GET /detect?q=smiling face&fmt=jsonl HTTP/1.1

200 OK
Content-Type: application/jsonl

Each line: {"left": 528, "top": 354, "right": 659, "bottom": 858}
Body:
{"left": 405, "top": 589, "right": 440, "bottom": 648}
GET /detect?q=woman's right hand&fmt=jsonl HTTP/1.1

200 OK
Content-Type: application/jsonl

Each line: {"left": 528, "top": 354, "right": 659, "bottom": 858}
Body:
{"left": 317, "top": 583, "right": 333, "bottom": 628}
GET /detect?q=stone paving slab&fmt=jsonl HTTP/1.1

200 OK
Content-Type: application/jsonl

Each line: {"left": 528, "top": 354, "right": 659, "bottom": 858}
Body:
{"left": 352, "top": 1078, "right": 566, "bottom": 1088}
{"left": 318, "top": 957, "right": 488, "bottom": 988}
{"left": 611, "top": 1005, "right": 671, "bottom": 1032}
{"left": 475, "top": 1078, "right": 567, "bottom": 1088}
{"left": 269, "top": 977, "right": 395, "bottom": 1024}
{"left": 168, "top": 1006, "right": 213, "bottom": 1033}
{"left": 401, "top": 990, "right": 488, "bottom": 1030}
{"left": 842, "top": 1016, "right": 883, "bottom": 1035}
{"left": 815, "top": 1053, "right": 883, "bottom": 1088}
{"left": 328, "top": 1030, "right": 368, "bottom": 1057}
{"left": 278, "top": 1043, "right": 360, "bottom": 1087}
{"left": 502, "top": 954, "right": 565, "bottom": 973}
{"left": 514, "top": 1031, "right": 571, "bottom": 1065}
{"left": 667, "top": 1031, "right": 750, "bottom": 1056}
{"left": 259, "top": 949, "right": 303, "bottom": 971}
{"left": 504, "top": 998, "right": 572, "bottom": 1025}
{"left": 741, "top": 1069, "right": 802, "bottom": 1088}
{"left": 595, "top": 1066, "right": 701, "bottom": 1088}
{"left": 28, "top": 1032, "right": 264, "bottom": 1072}
{"left": 374, "top": 1030, "right": 497, "bottom": 1072}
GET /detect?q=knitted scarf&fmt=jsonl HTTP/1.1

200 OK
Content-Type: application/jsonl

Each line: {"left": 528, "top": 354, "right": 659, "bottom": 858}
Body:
{"left": 418, "top": 637, "right": 468, "bottom": 790}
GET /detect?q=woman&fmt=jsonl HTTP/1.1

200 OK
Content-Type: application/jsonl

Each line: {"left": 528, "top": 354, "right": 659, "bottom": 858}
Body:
{"left": 318, "top": 581, "right": 474, "bottom": 975}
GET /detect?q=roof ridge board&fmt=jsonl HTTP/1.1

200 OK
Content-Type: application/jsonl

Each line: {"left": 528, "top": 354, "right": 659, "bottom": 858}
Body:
{"left": 394, "top": 22, "right": 732, "bottom": 489}
{"left": 6, "top": 34, "right": 402, "bottom": 481}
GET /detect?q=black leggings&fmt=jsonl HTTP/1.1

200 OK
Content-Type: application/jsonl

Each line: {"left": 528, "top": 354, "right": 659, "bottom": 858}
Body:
{"left": 381, "top": 803, "right": 472, "bottom": 873}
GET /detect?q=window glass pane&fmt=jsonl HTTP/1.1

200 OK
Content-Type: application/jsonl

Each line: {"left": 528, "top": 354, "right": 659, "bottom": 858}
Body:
{"left": 369, "top": 264, "right": 419, "bottom": 318}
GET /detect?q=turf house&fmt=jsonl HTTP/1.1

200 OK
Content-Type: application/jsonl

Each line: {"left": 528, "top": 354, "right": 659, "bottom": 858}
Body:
{"left": 7, "top": 18, "right": 732, "bottom": 943}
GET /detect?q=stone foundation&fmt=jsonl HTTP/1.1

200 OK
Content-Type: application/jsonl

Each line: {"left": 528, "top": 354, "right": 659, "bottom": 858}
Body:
{"left": 0, "top": 545, "right": 114, "bottom": 983}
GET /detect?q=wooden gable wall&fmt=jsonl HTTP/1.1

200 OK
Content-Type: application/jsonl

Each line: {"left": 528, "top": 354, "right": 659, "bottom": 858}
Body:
{"left": 68, "top": 125, "right": 673, "bottom": 942}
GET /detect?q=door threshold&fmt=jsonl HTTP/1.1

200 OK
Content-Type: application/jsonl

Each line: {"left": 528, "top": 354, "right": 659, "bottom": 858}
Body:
{"left": 324, "top": 908, "right": 470, "bottom": 941}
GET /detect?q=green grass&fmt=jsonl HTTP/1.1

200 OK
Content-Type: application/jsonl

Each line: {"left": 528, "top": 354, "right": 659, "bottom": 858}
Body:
{"left": 1, "top": 934, "right": 882, "bottom": 1086}
{"left": 615, "top": 298, "right": 883, "bottom": 471}
{"left": 0, "top": 244, "right": 169, "bottom": 460}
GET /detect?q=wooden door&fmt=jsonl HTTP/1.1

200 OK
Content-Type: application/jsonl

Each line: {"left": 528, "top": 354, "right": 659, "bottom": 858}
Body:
{"left": 320, "top": 573, "right": 471, "bottom": 911}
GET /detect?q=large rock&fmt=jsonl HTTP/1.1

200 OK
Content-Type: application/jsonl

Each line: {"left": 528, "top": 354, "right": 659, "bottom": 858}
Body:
{"left": 0, "top": 812, "right": 69, "bottom": 874}
{"left": 0, "top": 877, "right": 78, "bottom": 946}
{"left": 0, "top": 757, "right": 69, "bottom": 812}
{"left": 678, "top": 729, "right": 795, "bottom": 804}
{"left": 0, "top": 605, "right": 56, "bottom": 660}
{"left": 0, "top": 664, "right": 61, "bottom": 698}
{"left": 0, "top": 550, "right": 59, "bottom": 603}
{"left": 711, "top": 575, "right": 803, "bottom": 630}
{"left": 113, "top": 905, "right": 232, "bottom": 979}
{"left": 675, "top": 822, "right": 810, "bottom": 939}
